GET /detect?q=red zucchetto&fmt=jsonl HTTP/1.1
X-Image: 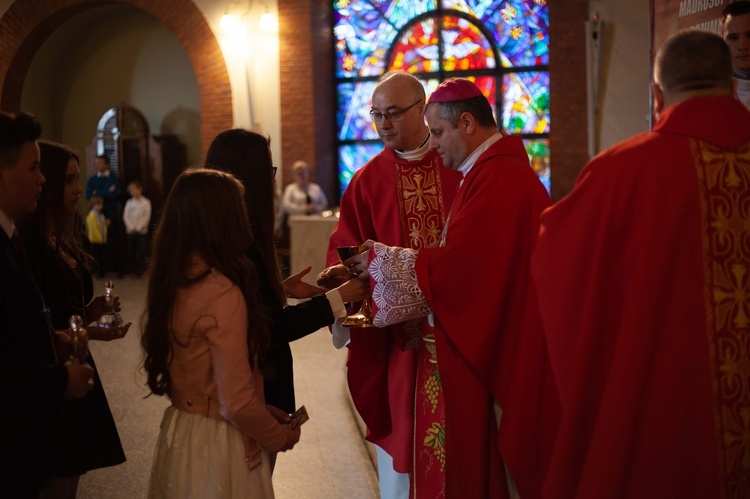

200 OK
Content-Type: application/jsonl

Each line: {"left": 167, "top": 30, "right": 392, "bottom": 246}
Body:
{"left": 427, "top": 78, "right": 483, "bottom": 103}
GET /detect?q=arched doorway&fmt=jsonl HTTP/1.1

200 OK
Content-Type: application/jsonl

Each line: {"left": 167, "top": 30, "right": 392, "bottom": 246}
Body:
{"left": 0, "top": 0, "right": 233, "bottom": 154}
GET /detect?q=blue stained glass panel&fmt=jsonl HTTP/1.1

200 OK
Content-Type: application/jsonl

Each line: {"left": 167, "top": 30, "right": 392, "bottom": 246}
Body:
{"left": 440, "top": 0, "right": 505, "bottom": 20}
{"left": 502, "top": 71, "right": 549, "bottom": 134}
{"left": 382, "top": 0, "right": 436, "bottom": 30}
{"left": 334, "top": 1, "right": 399, "bottom": 77}
{"left": 339, "top": 143, "right": 385, "bottom": 197}
{"left": 486, "top": 0, "right": 549, "bottom": 67}
{"left": 337, "top": 81, "right": 379, "bottom": 141}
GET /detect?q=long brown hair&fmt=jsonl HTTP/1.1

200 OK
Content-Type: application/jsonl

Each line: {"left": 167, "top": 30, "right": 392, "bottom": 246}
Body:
{"left": 141, "top": 168, "right": 268, "bottom": 396}
{"left": 20, "top": 141, "right": 89, "bottom": 264}
{"left": 204, "top": 128, "right": 285, "bottom": 307}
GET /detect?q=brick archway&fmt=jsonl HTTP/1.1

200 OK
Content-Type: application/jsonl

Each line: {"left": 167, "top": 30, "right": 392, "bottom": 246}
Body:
{"left": 0, "top": 0, "right": 232, "bottom": 154}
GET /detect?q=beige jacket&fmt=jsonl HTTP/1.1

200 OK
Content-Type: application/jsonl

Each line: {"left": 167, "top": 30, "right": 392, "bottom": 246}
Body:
{"left": 168, "top": 263, "right": 286, "bottom": 465}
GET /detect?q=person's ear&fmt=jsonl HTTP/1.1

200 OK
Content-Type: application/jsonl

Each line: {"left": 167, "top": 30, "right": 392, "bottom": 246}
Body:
{"left": 651, "top": 82, "right": 665, "bottom": 121}
{"left": 460, "top": 112, "right": 476, "bottom": 134}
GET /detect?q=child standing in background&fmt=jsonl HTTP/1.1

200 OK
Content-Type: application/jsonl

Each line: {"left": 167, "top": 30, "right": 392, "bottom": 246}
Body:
{"left": 123, "top": 180, "right": 151, "bottom": 277}
{"left": 86, "top": 195, "right": 107, "bottom": 278}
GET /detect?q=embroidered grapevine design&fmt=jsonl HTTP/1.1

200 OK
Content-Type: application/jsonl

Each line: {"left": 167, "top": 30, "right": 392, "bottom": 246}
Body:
{"left": 424, "top": 422, "right": 446, "bottom": 472}
{"left": 424, "top": 368, "right": 441, "bottom": 414}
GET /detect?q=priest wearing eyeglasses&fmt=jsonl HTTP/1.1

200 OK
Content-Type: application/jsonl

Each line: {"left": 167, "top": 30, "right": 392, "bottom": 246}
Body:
{"left": 317, "top": 71, "right": 461, "bottom": 499}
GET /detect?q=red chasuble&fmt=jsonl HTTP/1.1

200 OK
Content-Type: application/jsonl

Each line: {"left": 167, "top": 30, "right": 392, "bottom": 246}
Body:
{"left": 532, "top": 96, "right": 750, "bottom": 498}
{"left": 409, "top": 136, "right": 554, "bottom": 498}
{"left": 327, "top": 147, "right": 461, "bottom": 477}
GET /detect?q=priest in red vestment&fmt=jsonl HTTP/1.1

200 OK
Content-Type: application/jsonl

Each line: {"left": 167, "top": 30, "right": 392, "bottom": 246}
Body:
{"left": 318, "top": 71, "right": 461, "bottom": 498}
{"left": 532, "top": 30, "right": 750, "bottom": 498}
{"left": 348, "top": 78, "right": 557, "bottom": 499}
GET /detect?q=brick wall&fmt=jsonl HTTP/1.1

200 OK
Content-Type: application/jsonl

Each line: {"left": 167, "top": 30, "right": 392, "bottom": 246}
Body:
{"left": 278, "top": 0, "right": 336, "bottom": 202}
{"left": 0, "top": 0, "right": 232, "bottom": 155}
{"left": 549, "top": 1, "right": 590, "bottom": 201}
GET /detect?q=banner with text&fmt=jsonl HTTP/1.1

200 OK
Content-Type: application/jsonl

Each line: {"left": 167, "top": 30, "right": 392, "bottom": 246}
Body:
{"left": 652, "top": 0, "right": 727, "bottom": 54}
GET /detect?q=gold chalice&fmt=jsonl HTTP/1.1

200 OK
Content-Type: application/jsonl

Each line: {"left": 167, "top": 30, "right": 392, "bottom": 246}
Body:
{"left": 337, "top": 245, "right": 374, "bottom": 328}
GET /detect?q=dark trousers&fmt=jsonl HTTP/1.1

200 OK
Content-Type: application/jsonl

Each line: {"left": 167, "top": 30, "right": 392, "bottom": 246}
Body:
{"left": 126, "top": 233, "right": 149, "bottom": 275}
{"left": 108, "top": 217, "right": 124, "bottom": 276}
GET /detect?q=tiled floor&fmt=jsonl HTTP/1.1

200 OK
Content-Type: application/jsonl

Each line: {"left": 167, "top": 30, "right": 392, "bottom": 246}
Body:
{"left": 78, "top": 277, "right": 379, "bottom": 498}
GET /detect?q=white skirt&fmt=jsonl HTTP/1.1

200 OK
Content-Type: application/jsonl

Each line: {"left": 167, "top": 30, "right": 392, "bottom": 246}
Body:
{"left": 148, "top": 406, "right": 275, "bottom": 499}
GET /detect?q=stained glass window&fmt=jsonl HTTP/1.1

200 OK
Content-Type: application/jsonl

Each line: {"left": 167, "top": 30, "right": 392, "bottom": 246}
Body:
{"left": 333, "top": 0, "right": 550, "bottom": 196}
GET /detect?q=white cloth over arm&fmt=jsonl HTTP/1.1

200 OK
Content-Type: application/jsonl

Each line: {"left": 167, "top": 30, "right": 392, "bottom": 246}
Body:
{"left": 369, "top": 242, "right": 433, "bottom": 328}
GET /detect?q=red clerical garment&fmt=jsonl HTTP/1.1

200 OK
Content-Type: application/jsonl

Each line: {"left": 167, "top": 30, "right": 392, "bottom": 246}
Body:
{"left": 532, "top": 95, "right": 750, "bottom": 498}
{"left": 367, "top": 135, "right": 555, "bottom": 498}
{"left": 326, "top": 146, "right": 461, "bottom": 476}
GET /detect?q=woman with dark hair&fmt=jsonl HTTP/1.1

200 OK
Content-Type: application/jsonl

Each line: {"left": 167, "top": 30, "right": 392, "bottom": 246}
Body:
{"left": 142, "top": 168, "right": 299, "bottom": 498}
{"left": 20, "top": 141, "right": 128, "bottom": 498}
{"left": 205, "top": 129, "right": 365, "bottom": 462}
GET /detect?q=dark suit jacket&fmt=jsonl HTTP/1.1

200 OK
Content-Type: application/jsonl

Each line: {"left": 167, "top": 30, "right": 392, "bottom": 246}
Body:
{"left": 249, "top": 244, "right": 335, "bottom": 414}
{"left": 0, "top": 230, "right": 67, "bottom": 496}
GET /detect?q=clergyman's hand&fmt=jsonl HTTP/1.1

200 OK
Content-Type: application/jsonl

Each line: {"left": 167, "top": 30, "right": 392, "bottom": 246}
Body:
{"left": 344, "top": 240, "right": 375, "bottom": 280}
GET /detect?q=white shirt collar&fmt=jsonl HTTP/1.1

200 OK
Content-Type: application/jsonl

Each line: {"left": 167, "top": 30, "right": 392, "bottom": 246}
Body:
{"left": 0, "top": 208, "right": 15, "bottom": 239}
{"left": 97, "top": 170, "right": 110, "bottom": 178}
{"left": 457, "top": 133, "right": 502, "bottom": 182}
{"left": 394, "top": 131, "right": 431, "bottom": 161}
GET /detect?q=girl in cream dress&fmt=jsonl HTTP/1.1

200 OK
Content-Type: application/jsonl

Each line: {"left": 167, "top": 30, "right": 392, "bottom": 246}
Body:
{"left": 142, "top": 169, "right": 300, "bottom": 498}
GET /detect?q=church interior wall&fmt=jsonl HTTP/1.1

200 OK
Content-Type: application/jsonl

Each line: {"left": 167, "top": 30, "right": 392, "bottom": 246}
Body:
{"left": 593, "top": 0, "right": 652, "bottom": 153}
{"left": 20, "top": 4, "right": 202, "bottom": 176}
{"left": 0, "top": 0, "right": 656, "bottom": 202}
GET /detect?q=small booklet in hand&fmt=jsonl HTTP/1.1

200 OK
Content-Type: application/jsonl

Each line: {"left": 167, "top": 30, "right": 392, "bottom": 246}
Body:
{"left": 290, "top": 405, "right": 309, "bottom": 430}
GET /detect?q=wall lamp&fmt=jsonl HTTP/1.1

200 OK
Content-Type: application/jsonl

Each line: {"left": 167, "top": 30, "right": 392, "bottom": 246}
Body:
{"left": 221, "top": 0, "right": 278, "bottom": 34}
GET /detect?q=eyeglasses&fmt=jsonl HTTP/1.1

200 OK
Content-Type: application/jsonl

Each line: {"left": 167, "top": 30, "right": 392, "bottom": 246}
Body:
{"left": 369, "top": 99, "right": 423, "bottom": 123}
{"left": 272, "top": 166, "right": 277, "bottom": 179}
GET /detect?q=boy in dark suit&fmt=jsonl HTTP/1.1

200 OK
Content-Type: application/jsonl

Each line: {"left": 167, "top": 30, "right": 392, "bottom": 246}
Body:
{"left": 0, "top": 111, "right": 94, "bottom": 497}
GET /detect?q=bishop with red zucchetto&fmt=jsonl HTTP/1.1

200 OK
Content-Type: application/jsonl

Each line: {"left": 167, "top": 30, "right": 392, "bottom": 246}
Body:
{"left": 348, "top": 78, "right": 559, "bottom": 499}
